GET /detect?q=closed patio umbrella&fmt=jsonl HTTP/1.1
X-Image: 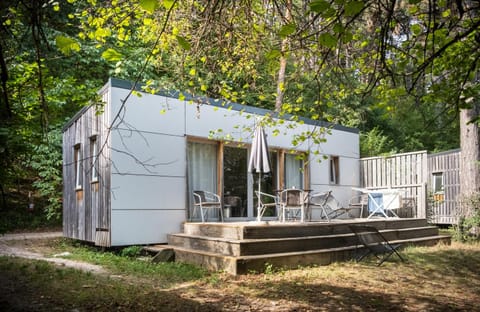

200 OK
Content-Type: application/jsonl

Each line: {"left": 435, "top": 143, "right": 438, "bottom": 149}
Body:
{"left": 248, "top": 124, "right": 271, "bottom": 221}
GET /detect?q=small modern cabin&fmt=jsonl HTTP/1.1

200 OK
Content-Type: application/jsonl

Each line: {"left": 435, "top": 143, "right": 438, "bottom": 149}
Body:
{"left": 62, "top": 78, "right": 360, "bottom": 246}
{"left": 427, "top": 149, "right": 461, "bottom": 224}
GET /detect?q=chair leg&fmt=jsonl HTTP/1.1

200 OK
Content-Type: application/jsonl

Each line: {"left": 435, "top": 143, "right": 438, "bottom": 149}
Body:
{"left": 200, "top": 207, "right": 205, "bottom": 222}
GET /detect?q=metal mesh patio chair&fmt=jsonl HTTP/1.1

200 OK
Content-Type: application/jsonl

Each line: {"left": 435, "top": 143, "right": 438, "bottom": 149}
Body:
{"left": 255, "top": 191, "right": 279, "bottom": 221}
{"left": 307, "top": 191, "right": 332, "bottom": 221}
{"left": 192, "top": 190, "right": 223, "bottom": 222}
{"left": 309, "top": 190, "right": 362, "bottom": 221}
{"left": 348, "top": 194, "right": 368, "bottom": 218}
{"left": 349, "top": 225, "right": 405, "bottom": 266}
{"left": 279, "top": 189, "right": 306, "bottom": 222}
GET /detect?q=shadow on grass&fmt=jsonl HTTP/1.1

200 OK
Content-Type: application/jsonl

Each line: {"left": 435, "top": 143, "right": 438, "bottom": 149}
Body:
{"left": 240, "top": 244, "right": 480, "bottom": 311}
{"left": 0, "top": 257, "right": 221, "bottom": 312}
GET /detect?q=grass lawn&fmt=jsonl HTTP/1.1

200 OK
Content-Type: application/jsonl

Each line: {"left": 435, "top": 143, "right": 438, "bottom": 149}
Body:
{"left": 1, "top": 238, "right": 479, "bottom": 311}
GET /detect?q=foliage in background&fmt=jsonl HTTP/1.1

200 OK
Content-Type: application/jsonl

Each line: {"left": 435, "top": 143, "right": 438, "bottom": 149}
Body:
{"left": 0, "top": 1, "right": 107, "bottom": 220}
{"left": 26, "top": 129, "right": 63, "bottom": 220}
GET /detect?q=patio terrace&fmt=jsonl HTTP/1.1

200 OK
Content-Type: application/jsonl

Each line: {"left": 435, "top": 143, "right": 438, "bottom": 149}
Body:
{"left": 145, "top": 218, "right": 451, "bottom": 275}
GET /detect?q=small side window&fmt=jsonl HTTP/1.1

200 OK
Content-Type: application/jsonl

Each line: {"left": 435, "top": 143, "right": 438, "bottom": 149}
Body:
{"left": 74, "top": 144, "right": 82, "bottom": 190}
{"left": 90, "top": 136, "right": 98, "bottom": 183}
{"left": 432, "top": 172, "right": 444, "bottom": 201}
{"left": 432, "top": 172, "right": 444, "bottom": 193}
{"left": 330, "top": 156, "right": 340, "bottom": 185}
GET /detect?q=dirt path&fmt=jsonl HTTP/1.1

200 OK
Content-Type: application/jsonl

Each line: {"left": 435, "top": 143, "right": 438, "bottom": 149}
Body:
{"left": 0, "top": 232, "right": 106, "bottom": 274}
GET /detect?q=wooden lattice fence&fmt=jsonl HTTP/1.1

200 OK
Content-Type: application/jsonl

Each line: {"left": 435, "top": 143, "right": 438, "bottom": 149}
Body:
{"left": 360, "top": 150, "right": 461, "bottom": 224}
{"left": 360, "top": 151, "right": 428, "bottom": 219}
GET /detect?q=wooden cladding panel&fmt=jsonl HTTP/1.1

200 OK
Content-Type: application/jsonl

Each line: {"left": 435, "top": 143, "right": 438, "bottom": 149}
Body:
{"left": 63, "top": 102, "right": 111, "bottom": 246}
{"left": 428, "top": 150, "right": 460, "bottom": 224}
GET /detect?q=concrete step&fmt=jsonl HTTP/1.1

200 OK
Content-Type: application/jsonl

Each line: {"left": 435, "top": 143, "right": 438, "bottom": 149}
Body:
{"left": 172, "top": 234, "right": 451, "bottom": 275}
{"left": 168, "top": 226, "right": 440, "bottom": 257}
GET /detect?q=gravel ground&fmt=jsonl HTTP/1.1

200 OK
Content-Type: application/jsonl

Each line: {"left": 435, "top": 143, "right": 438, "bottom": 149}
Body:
{"left": 0, "top": 232, "right": 106, "bottom": 274}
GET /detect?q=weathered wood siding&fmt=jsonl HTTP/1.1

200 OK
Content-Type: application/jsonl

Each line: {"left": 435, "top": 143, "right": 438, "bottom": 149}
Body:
{"left": 63, "top": 90, "right": 111, "bottom": 246}
{"left": 428, "top": 149, "right": 460, "bottom": 224}
{"left": 360, "top": 151, "right": 428, "bottom": 218}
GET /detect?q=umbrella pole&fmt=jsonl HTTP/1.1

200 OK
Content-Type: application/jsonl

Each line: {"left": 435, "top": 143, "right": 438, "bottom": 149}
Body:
{"left": 257, "top": 172, "right": 262, "bottom": 222}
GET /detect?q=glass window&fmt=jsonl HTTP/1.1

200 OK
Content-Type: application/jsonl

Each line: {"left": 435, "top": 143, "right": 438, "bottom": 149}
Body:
{"left": 90, "top": 136, "right": 98, "bottom": 182}
{"left": 74, "top": 144, "right": 82, "bottom": 190}
{"left": 224, "top": 146, "right": 248, "bottom": 217}
{"left": 187, "top": 142, "right": 217, "bottom": 193}
{"left": 432, "top": 172, "right": 444, "bottom": 193}
{"left": 187, "top": 142, "right": 218, "bottom": 219}
{"left": 330, "top": 156, "right": 340, "bottom": 184}
{"left": 285, "top": 153, "right": 303, "bottom": 189}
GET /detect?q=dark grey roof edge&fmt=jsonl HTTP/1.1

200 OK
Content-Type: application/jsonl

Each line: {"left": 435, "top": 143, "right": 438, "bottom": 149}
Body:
{"left": 428, "top": 148, "right": 461, "bottom": 157}
{"left": 62, "top": 105, "right": 90, "bottom": 132}
{"left": 64, "top": 77, "right": 359, "bottom": 134}
{"left": 62, "top": 80, "right": 112, "bottom": 132}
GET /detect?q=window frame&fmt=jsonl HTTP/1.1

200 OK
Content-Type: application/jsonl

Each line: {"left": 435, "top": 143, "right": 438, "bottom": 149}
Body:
{"left": 329, "top": 155, "right": 340, "bottom": 185}
{"left": 432, "top": 172, "right": 444, "bottom": 194}
{"left": 90, "top": 136, "right": 99, "bottom": 183}
{"left": 74, "top": 144, "right": 82, "bottom": 190}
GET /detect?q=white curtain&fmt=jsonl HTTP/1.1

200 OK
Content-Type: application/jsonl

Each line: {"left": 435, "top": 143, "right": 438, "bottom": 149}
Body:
{"left": 285, "top": 154, "right": 303, "bottom": 189}
{"left": 187, "top": 142, "right": 217, "bottom": 218}
{"left": 187, "top": 142, "right": 217, "bottom": 193}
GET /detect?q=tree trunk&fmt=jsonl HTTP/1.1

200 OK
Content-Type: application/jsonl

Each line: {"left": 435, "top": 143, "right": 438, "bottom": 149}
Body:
{"left": 274, "top": 0, "right": 292, "bottom": 112}
{"left": 459, "top": 103, "right": 480, "bottom": 217}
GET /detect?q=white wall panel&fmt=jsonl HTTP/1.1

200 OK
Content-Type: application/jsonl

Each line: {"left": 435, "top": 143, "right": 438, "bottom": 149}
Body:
{"left": 319, "top": 129, "right": 360, "bottom": 157}
{"left": 111, "top": 209, "right": 184, "bottom": 245}
{"left": 111, "top": 175, "right": 186, "bottom": 210}
{"left": 110, "top": 87, "right": 186, "bottom": 136}
{"left": 111, "top": 130, "right": 186, "bottom": 176}
{"left": 185, "top": 103, "right": 256, "bottom": 142}
{"left": 309, "top": 157, "right": 330, "bottom": 185}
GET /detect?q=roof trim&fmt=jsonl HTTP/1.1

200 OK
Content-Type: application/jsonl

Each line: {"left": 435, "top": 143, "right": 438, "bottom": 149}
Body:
{"left": 64, "top": 77, "right": 359, "bottom": 134}
{"left": 428, "top": 148, "right": 461, "bottom": 157}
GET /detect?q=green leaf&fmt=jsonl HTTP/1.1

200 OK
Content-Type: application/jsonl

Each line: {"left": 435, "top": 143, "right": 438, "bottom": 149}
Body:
{"left": 344, "top": 0, "right": 364, "bottom": 16}
{"left": 319, "top": 33, "right": 337, "bottom": 48}
{"left": 266, "top": 49, "right": 281, "bottom": 59}
{"left": 163, "top": 0, "right": 174, "bottom": 9}
{"left": 176, "top": 36, "right": 191, "bottom": 50}
{"left": 309, "top": 0, "right": 330, "bottom": 13}
{"left": 333, "top": 23, "right": 345, "bottom": 34}
{"left": 55, "top": 35, "right": 80, "bottom": 55}
{"left": 140, "top": 0, "right": 159, "bottom": 13}
{"left": 411, "top": 23, "right": 422, "bottom": 36}
{"left": 101, "top": 48, "right": 123, "bottom": 62}
{"left": 279, "top": 23, "right": 296, "bottom": 38}
{"left": 408, "top": 0, "right": 422, "bottom": 3}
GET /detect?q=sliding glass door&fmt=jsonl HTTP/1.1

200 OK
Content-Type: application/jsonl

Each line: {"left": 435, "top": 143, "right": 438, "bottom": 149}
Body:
{"left": 285, "top": 153, "right": 303, "bottom": 189}
{"left": 223, "top": 146, "right": 248, "bottom": 218}
{"left": 252, "top": 150, "right": 278, "bottom": 218}
{"left": 187, "top": 140, "right": 304, "bottom": 221}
